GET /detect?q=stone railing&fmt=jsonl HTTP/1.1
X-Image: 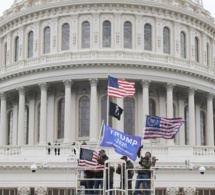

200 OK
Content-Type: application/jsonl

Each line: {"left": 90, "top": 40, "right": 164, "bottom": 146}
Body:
{"left": 1, "top": 51, "right": 214, "bottom": 77}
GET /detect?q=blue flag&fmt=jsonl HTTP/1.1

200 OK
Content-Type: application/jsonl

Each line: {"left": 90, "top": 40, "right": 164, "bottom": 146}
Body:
{"left": 100, "top": 125, "right": 142, "bottom": 161}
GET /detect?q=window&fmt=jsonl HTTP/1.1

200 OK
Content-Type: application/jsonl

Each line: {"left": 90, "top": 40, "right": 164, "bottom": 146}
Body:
{"left": 15, "top": 36, "right": 19, "bottom": 62}
{"left": 124, "top": 98, "right": 135, "bottom": 135}
{"left": 82, "top": 21, "right": 90, "bottom": 48}
{"left": 149, "top": 99, "right": 156, "bottom": 116}
{"left": 180, "top": 31, "right": 186, "bottom": 58}
{"left": 62, "top": 23, "right": 70, "bottom": 51}
{"left": 101, "top": 96, "right": 112, "bottom": 126}
{"left": 8, "top": 111, "right": 13, "bottom": 145}
{"left": 124, "top": 21, "right": 132, "bottom": 49}
{"left": 144, "top": 24, "right": 152, "bottom": 51}
{"left": 4, "top": 43, "right": 7, "bottom": 65}
{"left": 163, "top": 27, "right": 170, "bottom": 54}
{"left": 200, "top": 111, "right": 206, "bottom": 146}
{"left": 44, "top": 27, "right": 51, "bottom": 54}
{"left": 184, "top": 106, "right": 189, "bottom": 145}
{"left": 24, "top": 106, "right": 29, "bottom": 145}
{"left": 195, "top": 36, "right": 199, "bottom": 62}
{"left": 28, "top": 31, "right": 34, "bottom": 58}
{"left": 79, "top": 96, "right": 90, "bottom": 137}
{"left": 58, "top": 99, "right": 65, "bottom": 139}
{"left": 207, "top": 43, "right": 210, "bottom": 65}
{"left": 103, "top": 21, "right": 111, "bottom": 48}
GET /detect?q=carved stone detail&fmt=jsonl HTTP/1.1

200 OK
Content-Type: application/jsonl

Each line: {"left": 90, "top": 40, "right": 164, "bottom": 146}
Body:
{"left": 39, "top": 82, "right": 48, "bottom": 91}
{"left": 188, "top": 88, "right": 196, "bottom": 96}
{"left": 89, "top": 78, "right": 98, "bottom": 86}
{"left": 17, "top": 87, "right": 25, "bottom": 95}
{"left": 63, "top": 80, "right": 73, "bottom": 88}
{"left": 0, "top": 93, "right": 6, "bottom": 101}
{"left": 166, "top": 83, "right": 175, "bottom": 91}
{"left": 183, "top": 187, "right": 196, "bottom": 195}
{"left": 17, "top": 186, "right": 30, "bottom": 195}
{"left": 35, "top": 186, "right": 48, "bottom": 195}
{"left": 166, "top": 187, "right": 179, "bottom": 195}
{"left": 48, "top": 87, "right": 56, "bottom": 96}
{"left": 141, "top": 80, "right": 150, "bottom": 88}
{"left": 207, "top": 93, "right": 214, "bottom": 101}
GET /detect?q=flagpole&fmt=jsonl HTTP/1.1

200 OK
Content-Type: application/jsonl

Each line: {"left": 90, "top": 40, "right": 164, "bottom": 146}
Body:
{"left": 106, "top": 72, "right": 110, "bottom": 126}
{"left": 96, "top": 120, "right": 105, "bottom": 152}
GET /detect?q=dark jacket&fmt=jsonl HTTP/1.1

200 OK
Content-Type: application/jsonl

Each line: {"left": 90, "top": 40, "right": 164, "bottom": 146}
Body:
{"left": 116, "top": 160, "right": 134, "bottom": 179}
{"left": 95, "top": 154, "right": 109, "bottom": 178}
{"left": 137, "top": 156, "right": 152, "bottom": 174}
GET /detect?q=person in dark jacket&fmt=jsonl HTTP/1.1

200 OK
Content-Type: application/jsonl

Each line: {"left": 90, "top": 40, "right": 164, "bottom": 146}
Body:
{"left": 116, "top": 156, "right": 134, "bottom": 195}
{"left": 94, "top": 149, "right": 109, "bottom": 194}
{"left": 134, "top": 151, "right": 152, "bottom": 195}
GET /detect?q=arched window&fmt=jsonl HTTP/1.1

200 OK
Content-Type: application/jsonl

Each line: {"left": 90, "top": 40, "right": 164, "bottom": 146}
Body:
{"left": 58, "top": 99, "right": 65, "bottom": 139}
{"left": 184, "top": 106, "right": 189, "bottom": 145}
{"left": 101, "top": 96, "right": 112, "bottom": 126}
{"left": 79, "top": 96, "right": 90, "bottom": 137}
{"left": 195, "top": 37, "right": 199, "bottom": 62}
{"left": 200, "top": 111, "right": 206, "bottom": 146}
{"left": 207, "top": 43, "right": 210, "bottom": 66}
{"left": 149, "top": 99, "right": 156, "bottom": 116}
{"left": 144, "top": 24, "right": 152, "bottom": 51}
{"left": 15, "top": 36, "right": 19, "bottom": 62}
{"left": 44, "top": 27, "right": 51, "bottom": 54}
{"left": 180, "top": 31, "right": 186, "bottom": 58}
{"left": 82, "top": 21, "right": 90, "bottom": 48}
{"left": 163, "top": 27, "right": 170, "bottom": 54}
{"left": 4, "top": 43, "right": 7, "bottom": 65}
{"left": 28, "top": 31, "right": 34, "bottom": 58}
{"left": 62, "top": 23, "right": 70, "bottom": 51}
{"left": 8, "top": 111, "right": 13, "bottom": 145}
{"left": 24, "top": 106, "right": 29, "bottom": 144}
{"left": 124, "top": 21, "right": 132, "bottom": 49}
{"left": 124, "top": 98, "right": 135, "bottom": 135}
{"left": 103, "top": 21, "right": 111, "bottom": 48}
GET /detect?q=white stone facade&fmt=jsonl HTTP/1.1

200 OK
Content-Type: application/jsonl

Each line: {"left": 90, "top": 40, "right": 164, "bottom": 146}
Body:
{"left": 0, "top": 0, "right": 215, "bottom": 194}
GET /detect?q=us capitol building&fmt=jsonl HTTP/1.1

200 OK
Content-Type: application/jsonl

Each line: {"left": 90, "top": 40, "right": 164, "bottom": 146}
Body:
{"left": 0, "top": 0, "right": 215, "bottom": 194}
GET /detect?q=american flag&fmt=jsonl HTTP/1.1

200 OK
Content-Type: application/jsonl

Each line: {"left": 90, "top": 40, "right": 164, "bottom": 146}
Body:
{"left": 108, "top": 76, "right": 135, "bottom": 98}
{"left": 79, "top": 148, "right": 104, "bottom": 169}
{"left": 143, "top": 115, "right": 185, "bottom": 139}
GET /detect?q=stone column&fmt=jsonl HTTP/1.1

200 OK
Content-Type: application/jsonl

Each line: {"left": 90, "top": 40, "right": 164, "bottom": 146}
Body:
{"left": 27, "top": 91, "right": 36, "bottom": 145}
{"left": 12, "top": 98, "right": 18, "bottom": 146}
{"left": 63, "top": 80, "right": 73, "bottom": 143}
{"left": 39, "top": 83, "right": 48, "bottom": 145}
{"left": 142, "top": 80, "right": 150, "bottom": 124}
{"left": 207, "top": 93, "right": 214, "bottom": 146}
{"left": 166, "top": 187, "right": 179, "bottom": 195}
{"left": 195, "top": 98, "right": 201, "bottom": 146}
{"left": 0, "top": 93, "right": 7, "bottom": 145}
{"left": 71, "top": 85, "right": 77, "bottom": 142}
{"left": 17, "top": 186, "right": 30, "bottom": 195}
{"left": 166, "top": 83, "right": 174, "bottom": 145}
{"left": 184, "top": 187, "right": 196, "bottom": 195}
{"left": 188, "top": 88, "right": 196, "bottom": 146}
{"left": 178, "top": 92, "right": 185, "bottom": 145}
{"left": 35, "top": 187, "right": 48, "bottom": 195}
{"left": 18, "top": 87, "right": 25, "bottom": 145}
{"left": 89, "top": 78, "right": 98, "bottom": 141}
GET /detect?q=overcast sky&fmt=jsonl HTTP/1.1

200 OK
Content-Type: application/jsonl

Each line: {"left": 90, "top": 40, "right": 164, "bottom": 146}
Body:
{"left": 0, "top": 0, "right": 215, "bottom": 18}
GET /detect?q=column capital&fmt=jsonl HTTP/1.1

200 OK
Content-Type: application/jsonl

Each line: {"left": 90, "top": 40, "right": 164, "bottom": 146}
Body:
{"left": 17, "top": 87, "right": 26, "bottom": 95}
{"left": 0, "top": 93, "right": 6, "bottom": 100}
{"left": 141, "top": 80, "right": 151, "bottom": 88}
{"left": 207, "top": 93, "right": 214, "bottom": 101}
{"left": 89, "top": 78, "right": 98, "bottom": 86}
{"left": 17, "top": 186, "right": 30, "bottom": 195}
{"left": 188, "top": 87, "right": 196, "bottom": 96}
{"left": 166, "top": 187, "right": 179, "bottom": 195}
{"left": 63, "top": 80, "right": 73, "bottom": 88}
{"left": 39, "top": 82, "right": 48, "bottom": 91}
{"left": 183, "top": 187, "right": 196, "bottom": 195}
{"left": 166, "top": 83, "right": 175, "bottom": 91}
{"left": 35, "top": 187, "right": 48, "bottom": 195}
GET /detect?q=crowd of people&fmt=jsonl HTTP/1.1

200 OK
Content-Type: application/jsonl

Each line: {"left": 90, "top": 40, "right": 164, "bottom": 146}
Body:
{"left": 80, "top": 147, "right": 157, "bottom": 195}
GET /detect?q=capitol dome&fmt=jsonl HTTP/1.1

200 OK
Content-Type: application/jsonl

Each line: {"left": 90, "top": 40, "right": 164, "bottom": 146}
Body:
{"left": 0, "top": 0, "right": 215, "bottom": 194}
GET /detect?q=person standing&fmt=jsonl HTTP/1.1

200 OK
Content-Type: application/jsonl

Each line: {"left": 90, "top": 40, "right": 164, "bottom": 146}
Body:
{"left": 134, "top": 152, "right": 152, "bottom": 195}
{"left": 116, "top": 156, "right": 134, "bottom": 195}
{"left": 94, "top": 149, "right": 109, "bottom": 194}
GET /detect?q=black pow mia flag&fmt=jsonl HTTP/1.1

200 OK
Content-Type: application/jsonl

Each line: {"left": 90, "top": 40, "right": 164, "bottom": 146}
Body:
{"left": 109, "top": 101, "right": 123, "bottom": 120}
